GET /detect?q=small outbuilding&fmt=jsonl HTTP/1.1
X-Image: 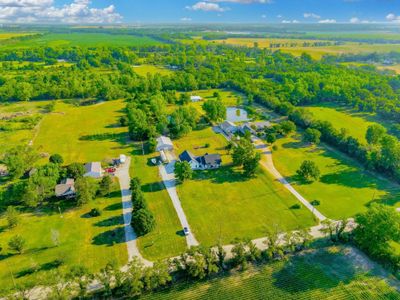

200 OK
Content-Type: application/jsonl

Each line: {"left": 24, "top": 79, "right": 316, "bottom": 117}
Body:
{"left": 220, "top": 121, "right": 238, "bottom": 135}
{"left": 119, "top": 154, "right": 127, "bottom": 164}
{"left": 55, "top": 178, "right": 76, "bottom": 198}
{"left": 190, "top": 95, "right": 202, "bottom": 102}
{"left": 84, "top": 162, "right": 103, "bottom": 178}
{"left": 156, "top": 136, "right": 174, "bottom": 152}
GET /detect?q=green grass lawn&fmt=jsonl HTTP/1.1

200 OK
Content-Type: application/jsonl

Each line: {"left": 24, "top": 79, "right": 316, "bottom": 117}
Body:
{"left": 144, "top": 245, "right": 400, "bottom": 299}
{"left": 273, "top": 133, "right": 400, "bottom": 219}
{"left": 303, "top": 104, "right": 378, "bottom": 143}
{"left": 34, "top": 100, "right": 130, "bottom": 164}
{"left": 130, "top": 143, "right": 187, "bottom": 261}
{"left": 175, "top": 127, "right": 316, "bottom": 246}
{"left": 0, "top": 181, "right": 127, "bottom": 296}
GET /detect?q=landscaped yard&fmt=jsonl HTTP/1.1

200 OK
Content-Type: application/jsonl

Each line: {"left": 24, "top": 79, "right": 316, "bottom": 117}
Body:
{"left": 273, "top": 133, "right": 400, "bottom": 219}
{"left": 34, "top": 100, "right": 130, "bottom": 164}
{"left": 175, "top": 127, "right": 316, "bottom": 246}
{"left": 144, "top": 245, "right": 400, "bottom": 299}
{"left": 0, "top": 181, "right": 127, "bottom": 295}
{"left": 130, "top": 143, "right": 187, "bottom": 261}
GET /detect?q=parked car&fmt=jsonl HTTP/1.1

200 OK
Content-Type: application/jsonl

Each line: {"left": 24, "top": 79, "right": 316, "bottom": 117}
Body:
{"left": 105, "top": 167, "right": 116, "bottom": 174}
{"left": 183, "top": 227, "right": 190, "bottom": 236}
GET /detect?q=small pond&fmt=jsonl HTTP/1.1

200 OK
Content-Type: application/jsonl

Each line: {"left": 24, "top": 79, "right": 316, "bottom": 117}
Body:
{"left": 226, "top": 107, "right": 250, "bottom": 122}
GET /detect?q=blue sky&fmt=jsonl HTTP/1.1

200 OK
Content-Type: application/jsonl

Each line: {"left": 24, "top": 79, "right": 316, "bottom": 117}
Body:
{"left": 0, "top": 0, "right": 399, "bottom": 24}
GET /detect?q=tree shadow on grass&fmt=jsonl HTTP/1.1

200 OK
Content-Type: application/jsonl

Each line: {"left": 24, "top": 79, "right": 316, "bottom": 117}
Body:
{"left": 16, "top": 259, "right": 63, "bottom": 278}
{"left": 190, "top": 166, "right": 248, "bottom": 184}
{"left": 104, "top": 202, "right": 123, "bottom": 211}
{"left": 93, "top": 215, "right": 124, "bottom": 227}
{"left": 273, "top": 248, "right": 360, "bottom": 293}
{"left": 92, "top": 227, "right": 125, "bottom": 246}
{"left": 141, "top": 181, "right": 166, "bottom": 193}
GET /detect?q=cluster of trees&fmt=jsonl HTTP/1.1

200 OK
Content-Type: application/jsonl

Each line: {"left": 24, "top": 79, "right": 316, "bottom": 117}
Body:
{"left": 231, "top": 138, "right": 261, "bottom": 177}
{"left": 130, "top": 177, "right": 156, "bottom": 236}
{"left": 126, "top": 92, "right": 199, "bottom": 142}
{"left": 202, "top": 97, "right": 226, "bottom": 122}
{"left": 0, "top": 147, "right": 110, "bottom": 208}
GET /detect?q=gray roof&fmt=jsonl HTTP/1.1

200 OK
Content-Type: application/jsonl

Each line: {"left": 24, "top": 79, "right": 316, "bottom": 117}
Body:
{"left": 179, "top": 150, "right": 197, "bottom": 163}
{"left": 55, "top": 178, "right": 75, "bottom": 197}
{"left": 197, "top": 154, "right": 222, "bottom": 166}
{"left": 85, "top": 162, "right": 102, "bottom": 174}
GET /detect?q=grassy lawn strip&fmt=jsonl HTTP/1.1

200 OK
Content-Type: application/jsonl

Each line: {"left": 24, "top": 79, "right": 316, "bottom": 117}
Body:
{"left": 0, "top": 180, "right": 127, "bottom": 296}
{"left": 143, "top": 246, "right": 399, "bottom": 300}
{"left": 175, "top": 128, "right": 316, "bottom": 246}
{"left": 130, "top": 143, "right": 187, "bottom": 261}
{"left": 34, "top": 100, "right": 130, "bottom": 164}
{"left": 273, "top": 133, "right": 400, "bottom": 219}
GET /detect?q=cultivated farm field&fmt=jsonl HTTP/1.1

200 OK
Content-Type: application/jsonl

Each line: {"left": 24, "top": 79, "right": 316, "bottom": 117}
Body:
{"left": 144, "top": 245, "right": 400, "bottom": 300}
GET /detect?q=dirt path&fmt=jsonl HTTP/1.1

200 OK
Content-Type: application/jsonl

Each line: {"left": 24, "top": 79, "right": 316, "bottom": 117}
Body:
{"left": 159, "top": 161, "right": 199, "bottom": 248}
{"left": 115, "top": 157, "right": 153, "bottom": 267}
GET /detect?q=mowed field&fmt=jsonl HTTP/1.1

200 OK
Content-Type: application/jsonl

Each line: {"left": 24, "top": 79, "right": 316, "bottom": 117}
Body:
{"left": 303, "top": 104, "right": 378, "bottom": 143}
{"left": 0, "top": 181, "right": 127, "bottom": 295}
{"left": 144, "top": 246, "right": 400, "bottom": 300}
{"left": 273, "top": 133, "right": 400, "bottom": 219}
{"left": 0, "top": 33, "right": 161, "bottom": 49}
{"left": 0, "top": 32, "right": 36, "bottom": 40}
{"left": 214, "top": 38, "right": 400, "bottom": 59}
{"left": 34, "top": 100, "right": 130, "bottom": 164}
{"left": 130, "top": 143, "right": 187, "bottom": 261}
{"left": 175, "top": 127, "right": 316, "bottom": 246}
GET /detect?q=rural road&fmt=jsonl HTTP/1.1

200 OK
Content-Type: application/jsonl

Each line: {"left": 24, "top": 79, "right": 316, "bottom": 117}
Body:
{"left": 254, "top": 139, "right": 327, "bottom": 221}
{"left": 115, "top": 157, "right": 153, "bottom": 267}
{"left": 159, "top": 161, "right": 200, "bottom": 248}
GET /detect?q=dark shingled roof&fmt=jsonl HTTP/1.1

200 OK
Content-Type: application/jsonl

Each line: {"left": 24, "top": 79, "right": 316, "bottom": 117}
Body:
{"left": 179, "top": 150, "right": 197, "bottom": 163}
{"left": 197, "top": 154, "right": 222, "bottom": 166}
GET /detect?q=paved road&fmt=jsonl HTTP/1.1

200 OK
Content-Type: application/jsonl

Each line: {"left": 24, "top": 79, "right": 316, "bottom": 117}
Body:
{"left": 115, "top": 157, "right": 153, "bottom": 267}
{"left": 159, "top": 160, "right": 199, "bottom": 248}
{"left": 254, "top": 139, "right": 327, "bottom": 221}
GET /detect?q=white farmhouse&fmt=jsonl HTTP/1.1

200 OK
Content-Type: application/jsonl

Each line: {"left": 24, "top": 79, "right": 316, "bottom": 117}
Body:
{"left": 84, "top": 162, "right": 103, "bottom": 178}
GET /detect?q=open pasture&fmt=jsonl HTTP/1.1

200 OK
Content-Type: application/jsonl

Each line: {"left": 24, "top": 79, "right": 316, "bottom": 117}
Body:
{"left": 34, "top": 100, "right": 129, "bottom": 164}
{"left": 273, "top": 133, "right": 400, "bottom": 219}
{"left": 132, "top": 65, "right": 174, "bottom": 77}
{"left": 0, "top": 181, "right": 127, "bottom": 295}
{"left": 175, "top": 127, "right": 316, "bottom": 246}
{"left": 144, "top": 245, "right": 400, "bottom": 300}
{"left": 0, "top": 33, "right": 161, "bottom": 49}
{"left": 214, "top": 38, "right": 400, "bottom": 59}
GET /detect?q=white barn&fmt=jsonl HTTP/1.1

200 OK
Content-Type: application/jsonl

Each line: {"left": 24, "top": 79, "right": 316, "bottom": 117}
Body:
{"left": 190, "top": 95, "right": 202, "bottom": 102}
{"left": 156, "top": 136, "right": 174, "bottom": 152}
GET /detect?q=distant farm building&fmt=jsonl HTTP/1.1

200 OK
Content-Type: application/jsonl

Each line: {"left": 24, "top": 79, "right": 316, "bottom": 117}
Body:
{"left": 55, "top": 178, "right": 76, "bottom": 198}
{"left": 156, "top": 136, "right": 174, "bottom": 152}
{"left": 190, "top": 95, "right": 202, "bottom": 102}
{"left": 84, "top": 162, "right": 103, "bottom": 178}
{"left": 220, "top": 121, "right": 238, "bottom": 135}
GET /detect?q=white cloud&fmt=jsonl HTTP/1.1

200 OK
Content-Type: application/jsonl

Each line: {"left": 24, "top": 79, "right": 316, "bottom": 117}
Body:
{"left": 186, "top": 1, "right": 228, "bottom": 12}
{"left": 180, "top": 17, "right": 192, "bottom": 21}
{"left": 350, "top": 17, "right": 359, "bottom": 23}
{"left": 318, "top": 19, "right": 336, "bottom": 23}
{"left": 0, "top": 0, "right": 122, "bottom": 23}
{"left": 387, "top": 13, "right": 400, "bottom": 23}
{"left": 303, "top": 12, "right": 320, "bottom": 19}
{"left": 281, "top": 19, "right": 299, "bottom": 24}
